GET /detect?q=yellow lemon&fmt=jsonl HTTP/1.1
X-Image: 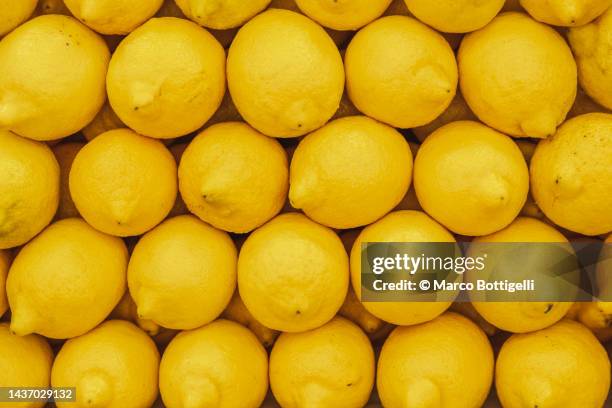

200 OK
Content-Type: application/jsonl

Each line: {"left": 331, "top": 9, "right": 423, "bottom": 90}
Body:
{"left": 294, "top": 0, "right": 392, "bottom": 30}
{"left": 412, "top": 92, "right": 477, "bottom": 142}
{"left": 270, "top": 316, "right": 375, "bottom": 408}
{"left": 175, "top": 0, "right": 271, "bottom": 29}
{"left": 128, "top": 215, "right": 237, "bottom": 330}
{"left": 221, "top": 291, "right": 280, "bottom": 348}
{"left": 0, "top": 0, "right": 37, "bottom": 36}
{"left": 338, "top": 287, "right": 388, "bottom": 337}
{"left": 7, "top": 218, "right": 127, "bottom": 339}
{"left": 82, "top": 103, "right": 125, "bottom": 141}
{"left": 0, "top": 15, "right": 109, "bottom": 141}
{"left": 466, "top": 217, "right": 575, "bottom": 333}
{"left": 52, "top": 142, "right": 84, "bottom": 220}
{"left": 569, "top": 8, "right": 612, "bottom": 111}
{"left": 521, "top": 0, "right": 612, "bottom": 26}
{"left": 497, "top": 319, "right": 610, "bottom": 408}
{"left": 345, "top": 15, "right": 457, "bottom": 129}
{"left": 64, "top": 0, "right": 164, "bottom": 34}
{"left": 107, "top": 17, "right": 225, "bottom": 139}
{"left": 52, "top": 320, "right": 159, "bottom": 408}
{"left": 530, "top": 113, "right": 612, "bottom": 235}
{"left": 70, "top": 128, "right": 177, "bottom": 237}
{"left": 0, "top": 323, "right": 53, "bottom": 408}
{"left": 238, "top": 213, "right": 348, "bottom": 332}
{"left": 0, "top": 131, "right": 59, "bottom": 249}
{"left": 377, "top": 312, "right": 494, "bottom": 408}
{"left": 0, "top": 250, "right": 8, "bottom": 317}
{"left": 179, "top": 122, "right": 288, "bottom": 233}
{"left": 160, "top": 319, "right": 268, "bottom": 408}
{"left": 227, "top": 9, "right": 344, "bottom": 137}
{"left": 414, "top": 121, "right": 529, "bottom": 236}
{"left": 109, "top": 291, "right": 164, "bottom": 337}
{"left": 289, "top": 116, "right": 412, "bottom": 229}
{"left": 404, "top": 0, "right": 505, "bottom": 33}
{"left": 350, "top": 210, "right": 456, "bottom": 326}
{"left": 459, "top": 12, "right": 577, "bottom": 138}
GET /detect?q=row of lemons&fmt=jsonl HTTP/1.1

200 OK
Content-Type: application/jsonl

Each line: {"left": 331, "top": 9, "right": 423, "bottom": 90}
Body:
{"left": 0, "top": 0, "right": 612, "bottom": 407}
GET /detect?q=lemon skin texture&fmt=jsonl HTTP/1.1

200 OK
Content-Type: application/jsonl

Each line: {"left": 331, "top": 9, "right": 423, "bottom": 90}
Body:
{"left": 294, "top": 0, "right": 392, "bottom": 31}
{"left": 175, "top": 0, "right": 271, "bottom": 29}
{"left": 227, "top": 9, "right": 344, "bottom": 138}
{"left": 52, "top": 320, "right": 159, "bottom": 408}
{"left": 0, "top": 323, "right": 53, "bottom": 408}
{"left": 0, "top": 0, "right": 38, "bottom": 36}
{"left": 128, "top": 215, "right": 237, "bottom": 330}
{"left": 467, "top": 217, "right": 575, "bottom": 333}
{"left": 530, "top": 113, "right": 612, "bottom": 236}
{"left": 345, "top": 15, "right": 457, "bottom": 129}
{"left": 521, "top": 0, "right": 612, "bottom": 26}
{"left": 270, "top": 316, "right": 374, "bottom": 408}
{"left": 350, "top": 210, "right": 456, "bottom": 326}
{"left": 107, "top": 17, "right": 225, "bottom": 139}
{"left": 52, "top": 142, "right": 84, "bottom": 220}
{"left": 238, "top": 213, "right": 349, "bottom": 332}
{"left": 0, "top": 15, "right": 109, "bottom": 141}
{"left": 69, "top": 128, "right": 177, "bottom": 237}
{"left": 0, "top": 131, "right": 60, "bottom": 249}
{"left": 414, "top": 120, "right": 529, "bottom": 236}
{"left": 289, "top": 116, "right": 412, "bottom": 229}
{"left": 377, "top": 312, "right": 494, "bottom": 408}
{"left": 404, "top": 0, "right": 505, "bottom": 33}
{"left": 64, "top": 0, "right": 164, "bottom": 34}
{"left": 496, "top": 319, "right": 610, "bottom": 408}
{"left": 569, "top": 8, "right": 612, "bottom": 111}
{"left": 159, "top": 319, "right": 268, "bottom": 408}
{"left": 179, "top": 122, "right": 288, "bottom": 233}
{"left": 459, "top": 12, "right": 577, "bottom": 138}
{"left": 7, "top": 218, "right": 127, "bottom": 339}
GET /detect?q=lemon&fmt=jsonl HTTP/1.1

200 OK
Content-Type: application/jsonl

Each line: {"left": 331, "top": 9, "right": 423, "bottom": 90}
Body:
{"left": 338, "top": 287, "right": 388, "bottom": 337}
{"left": 0, "top": 323, "right": 53, "bottom": 408}
{"left": 70, "top": 128, "right": 177, "bottom": 237}
{"left": 345, "top": 15, "right": 457, "bottom": 129}
{"left": 221, "top": 291, "right": 280, "bottom": 347}
{"left": 160, "top": 319, "right": 268, "bottom": 408}
{"left": 404, "top": 0, "right": 504, "bottom": 33}
{"left": 497, "top": 319, "right": 610, "bottom": 407}
{"left": 569, "top": 8, "right": 612, "bottom": 111}
{"left": 175, "top": 0, "right": 271, "bottom": 29}
{"left": 414, "top": 120, "right": 529, "bottom": 236}
{"left": 238, "top": 213, "right": 348, "bottom": 332}
{"left": 7, "top": 218, "right": 127, "bottom": 338}
{"left": 0, "top": 131, "right": 59, "bottom": 249}
{"left": 377, "top": 312, "right": 494, "bottom": 408}
{"left": 530, "top": 113, "right": 612, "bottom": 235}
{"left": 0, "top": 15, "right": 109, "bottom": 141}
{"left": 521, "top": 0, "right": 611, "bottom": 26}
{"left": 52, "top": 142, "right": 84, "bottom": 220}
{"left": 110, "top": 291, "right": 163, "bottom": 336}
{"left": 227, "top": 9, "right": 344, "bottom": 137}
{"left": 289, "top": 116, "right": 412, "bottom": 229}
{"left": 0, "top": 250, "right": 8, "bottom": 317}
{"left": 0, "top": 0, "right": 37, "bottom": 36}
{"left": 350, "top": 210, "right": 456, "bottom": 326}
{"left": 128, "top": 215, "right": 237, "bottom": 330}
{"left": 52, "top": 320, "right": 159, "bottom": 408}
{"left": 64, "top": 0, "right": 164, "bottom": 34}
{"left": 294, "top": 0, "right": 392, "bottom": 30}
{"left": 466, "top": 217, "right": 575, "bottom": 333}
{"left": 459, "top": 12, "right": 577, "bottom": 138}
{"left": 270, "top": 316, "right": 375, "bottom": 408}
{"left": 107, "top": 17, "right": 225, "bottom": 139}
{"left": 179, "top": 122, "right": 288, "bottom": 233}
{"left": 412, "top": 92, "right": 477, "bottom": 142}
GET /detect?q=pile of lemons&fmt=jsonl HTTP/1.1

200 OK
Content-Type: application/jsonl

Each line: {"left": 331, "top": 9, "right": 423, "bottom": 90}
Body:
{"left": 0, "top": 0, "right": 611, "bottom": 407}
